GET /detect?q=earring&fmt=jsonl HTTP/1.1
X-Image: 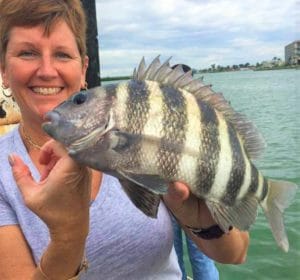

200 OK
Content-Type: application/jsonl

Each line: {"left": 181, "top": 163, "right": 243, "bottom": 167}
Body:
{"left": 81, "top": 81, "right": 88, "bottom": 90}
{"left": 1, "top": 83, "right": 12, "bottom": 98}
{"left": 1, "top": 83, "right": 8, "bottom": 90}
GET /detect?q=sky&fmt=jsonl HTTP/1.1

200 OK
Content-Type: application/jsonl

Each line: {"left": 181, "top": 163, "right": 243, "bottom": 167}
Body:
{"left": 95, "top": 0, "right": 300, "bottom": 77}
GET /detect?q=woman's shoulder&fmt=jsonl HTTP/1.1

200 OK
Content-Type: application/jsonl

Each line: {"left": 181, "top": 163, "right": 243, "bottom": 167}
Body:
{"left": 0, "top": 127, "right": 19, "bottom": 155}
{"left": 0, "top": 127, "right": 26, "bottom": 183}
{"left": 0, "top": 126, "right": 19, "bottom": 144}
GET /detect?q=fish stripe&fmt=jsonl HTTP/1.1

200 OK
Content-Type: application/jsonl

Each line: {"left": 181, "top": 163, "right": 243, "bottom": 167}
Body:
{"left": 256, "top": 172, "right": 264, "bottom": 200}
{"left": 260, "top": 178, "right": 268, "bottom": 201}
{"left": 248, "top": 163, "right": 259, "bottom": 194}
{"left": 236, "top": 140, "right": 252, "bottom": 200}
{"left": 104, "top": 83, "right": 118, "bottom": 99}
{"left": 126, "top": 80, "right": 151, "bottom": 134}
{"left": 115, "top": 82, "right": 130, "bottom": 129}
{"left": 142, "top": 81, "right": 165, "bottom": 138}
{"left": 209, "top": 112, "right": 233, "bottom": 199}
{"left": 121, "top": 80, "right": 151, "bottom": 170}
{"left": 138, "top": 81, "right": 165, "bottom": 173}
{"left": 196, "top": 101, "right": 219, "bottom": 194}
{"left": 221, "top": 124, "right": 246, "bottom": 205}
{"left": 176, "top": 90, "right": 202, "bottom": 192}
{"left": 158, "top": 85, "right": 187, "bottom": 179}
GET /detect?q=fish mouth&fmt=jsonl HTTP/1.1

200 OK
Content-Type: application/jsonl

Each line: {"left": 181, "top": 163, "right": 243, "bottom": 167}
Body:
{"left": 43, "top": 111, "right": 104, "bottom": 150}
{"left": 43, "top": 110, "right": 116, "bottom": 154}
{"left": 68, "top": 110, "right": 116, "bottom": 154}
{"left": 43, "top": 108, "right": 116, "bottom": 155}
{"left": 42, "top": 111, "right": 62, "bottom": 138}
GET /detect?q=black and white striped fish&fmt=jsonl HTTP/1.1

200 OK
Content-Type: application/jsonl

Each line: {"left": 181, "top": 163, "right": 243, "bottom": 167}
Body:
{"left": 43, "top": 56, "right": 298, "bottom": 252}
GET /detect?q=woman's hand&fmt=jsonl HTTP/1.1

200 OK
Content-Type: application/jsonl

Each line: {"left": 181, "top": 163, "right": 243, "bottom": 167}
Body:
{"left": 163, "top": 182, "right": 249, "bottom": 264}
{"left": 9, "top": 140, "right": 91, "bottom": 241}
{"left": 163, "top": 181, "right": 214, "bottom": 228}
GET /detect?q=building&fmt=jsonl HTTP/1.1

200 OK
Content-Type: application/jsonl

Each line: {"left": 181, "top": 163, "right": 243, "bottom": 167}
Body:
{"left": 285, "top": 40, "right": 300, "bottom": 65}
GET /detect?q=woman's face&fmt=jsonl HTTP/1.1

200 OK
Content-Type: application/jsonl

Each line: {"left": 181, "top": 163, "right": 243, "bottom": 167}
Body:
{"left": 0, "top": 20, "right": 88, "bottom": 122}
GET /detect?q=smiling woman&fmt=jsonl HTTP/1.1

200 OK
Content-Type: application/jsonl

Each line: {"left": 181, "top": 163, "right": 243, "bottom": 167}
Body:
{"left": 0, "top": 1, "right": 250, "bottom": 280}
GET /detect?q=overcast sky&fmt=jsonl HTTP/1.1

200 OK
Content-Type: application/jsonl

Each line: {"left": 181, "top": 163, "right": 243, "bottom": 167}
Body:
{"left": 95, "top": 0, "right": 299, "bottom": 77}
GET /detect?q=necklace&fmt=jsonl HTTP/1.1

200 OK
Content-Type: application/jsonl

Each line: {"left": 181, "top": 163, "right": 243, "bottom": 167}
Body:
{"left": 20, "top": 124, "right": 43, "bottom": 150}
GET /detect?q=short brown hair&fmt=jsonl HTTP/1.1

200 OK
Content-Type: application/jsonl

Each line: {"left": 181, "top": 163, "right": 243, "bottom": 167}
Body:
{"left": 0, "top": 0, "right": 87, "bottom": 65}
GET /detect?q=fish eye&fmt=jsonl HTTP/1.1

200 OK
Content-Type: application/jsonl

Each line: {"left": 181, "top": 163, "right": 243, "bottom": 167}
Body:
{"left": 72, "top": 92, "right": 87, "bottom": 105}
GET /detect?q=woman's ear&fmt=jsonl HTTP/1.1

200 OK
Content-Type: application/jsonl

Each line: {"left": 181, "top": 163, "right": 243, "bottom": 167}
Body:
{"left": 0, "top": 64, "right": 9, "bottom": 89}
{"left": 81, "top": 55, "right": 89, "bottom": 89}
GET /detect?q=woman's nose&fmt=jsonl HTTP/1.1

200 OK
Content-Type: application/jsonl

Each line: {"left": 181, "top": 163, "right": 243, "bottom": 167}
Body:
{"left": 36, "top": 56, "right": 58, "bottom": 79}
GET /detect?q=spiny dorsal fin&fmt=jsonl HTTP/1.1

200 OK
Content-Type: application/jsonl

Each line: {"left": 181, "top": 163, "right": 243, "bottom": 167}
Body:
{"left": 132, "top": 56, "right": 265, "bottom": 159}
{"left": 134, "top": 57, "right": 147, "bottom": 80}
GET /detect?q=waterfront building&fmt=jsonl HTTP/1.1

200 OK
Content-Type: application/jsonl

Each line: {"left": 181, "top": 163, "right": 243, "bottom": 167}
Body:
{"left": 285, "top": 40, "right": 300, "bottom": 65}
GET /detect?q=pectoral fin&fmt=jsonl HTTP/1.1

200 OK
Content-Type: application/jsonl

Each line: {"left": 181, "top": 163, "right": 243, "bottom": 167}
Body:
{"left": 119, "top": 178, "right": 161, "bottom": 218}
{"left": 119, "top": 171, "right": 168, "bottom": 194}
{"left": 110, "top": 130, "right": 196, "bottom": 157}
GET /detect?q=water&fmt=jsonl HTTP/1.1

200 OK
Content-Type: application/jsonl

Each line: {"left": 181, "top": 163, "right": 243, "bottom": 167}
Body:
{"left": 183, "top": 69, "right": 300, "bottom": 280}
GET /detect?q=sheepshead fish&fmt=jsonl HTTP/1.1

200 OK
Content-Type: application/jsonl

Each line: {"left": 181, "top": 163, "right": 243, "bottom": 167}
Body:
{"left": 43, "top": 56, "right": 297, "bottom": 252}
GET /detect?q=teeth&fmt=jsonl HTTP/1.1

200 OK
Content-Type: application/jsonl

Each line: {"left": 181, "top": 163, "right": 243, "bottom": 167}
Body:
{"left": 32, "top": 87, "right": 62, "bottom": 95}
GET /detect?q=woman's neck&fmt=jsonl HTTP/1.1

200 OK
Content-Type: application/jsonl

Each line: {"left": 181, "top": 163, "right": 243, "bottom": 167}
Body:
{"left": 19, "top": 122, "right": 103, "bottom": 201}
{"left": 19, "top": 121, "right": 50, "bottom": 151}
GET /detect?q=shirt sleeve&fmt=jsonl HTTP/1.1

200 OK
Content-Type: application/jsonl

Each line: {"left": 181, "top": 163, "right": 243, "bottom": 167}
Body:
{"left": 0, "top": 191, "right": 18, "bottom": 226}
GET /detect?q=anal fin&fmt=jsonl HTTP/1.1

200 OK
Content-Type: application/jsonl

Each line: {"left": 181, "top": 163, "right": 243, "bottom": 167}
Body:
{"left": 206, "top": 196, "right": 259, "bottom": 232}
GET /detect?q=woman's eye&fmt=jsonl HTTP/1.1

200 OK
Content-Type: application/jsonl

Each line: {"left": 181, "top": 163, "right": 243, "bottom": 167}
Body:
{"left": 56, "top": 52, "right": 72, "bottom": 60}
{"left": 19, "top": 51, "right": 37, "bottom": 58}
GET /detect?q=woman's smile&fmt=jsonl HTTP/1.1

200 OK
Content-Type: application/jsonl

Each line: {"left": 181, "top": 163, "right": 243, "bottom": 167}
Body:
{"left": 30, "top": 86, "right": 64, "bottom": 96}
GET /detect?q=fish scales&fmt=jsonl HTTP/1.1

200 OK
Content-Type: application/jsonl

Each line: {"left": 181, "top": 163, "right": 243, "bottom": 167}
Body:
{"left": 176, "top": 89, "right": 202, "bottom": 191}
{"left": 221, "top": 123, "right": 246, "bottom": 205}
{"left": 137, "top": 81, "right": 165, "bottom": 174}
{"left": 207, "top": 109, "right": 233, "bottom": 200}
{"left": 195, "top": 100, "right": 220, "bottom": 195}
{"left": 114, "top": 83, "right": 129, "bottom": 129}
{"left": 261, "top": 178, "right": 268, "bottom": 201}
{"left": 43, "top": 56, "right": 298, "bottom": 252}
{"left": 255, "top": 173, "right": 265, "bottom": 201}
{"left": 248, "top": 163, "right": 259, "bottom": 195}
{"left": 125, "top": 80, "right": 151, "bottom": 134}
{"left": 235, "top": 136, "right": 252, "bottom": 201}
{"left": 159, "top": 85, "right": 187, "bottom": 179}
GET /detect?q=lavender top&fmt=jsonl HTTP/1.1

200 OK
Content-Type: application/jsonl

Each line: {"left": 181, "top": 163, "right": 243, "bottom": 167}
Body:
{"left": 0, "top": 127, "right": 181, "bottom": 279}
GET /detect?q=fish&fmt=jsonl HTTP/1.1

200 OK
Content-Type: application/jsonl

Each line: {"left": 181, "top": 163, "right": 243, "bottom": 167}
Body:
{"left": 43, "top": 56, "right": 298, "bottom": 252}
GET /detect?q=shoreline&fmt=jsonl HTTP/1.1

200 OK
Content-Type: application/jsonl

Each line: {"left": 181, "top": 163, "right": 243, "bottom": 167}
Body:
{"left": 101, "top": 66, "right": 298, "bottom": 81}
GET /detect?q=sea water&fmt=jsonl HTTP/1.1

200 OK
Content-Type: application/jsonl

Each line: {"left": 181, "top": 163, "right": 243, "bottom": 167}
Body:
{"left": 183, "top": 69, "right": 299, "bottom": 280}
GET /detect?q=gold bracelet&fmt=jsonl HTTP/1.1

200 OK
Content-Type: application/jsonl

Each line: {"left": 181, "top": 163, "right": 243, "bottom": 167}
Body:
{"left": 38, "top": 253, "right": 89, "bottom": 280}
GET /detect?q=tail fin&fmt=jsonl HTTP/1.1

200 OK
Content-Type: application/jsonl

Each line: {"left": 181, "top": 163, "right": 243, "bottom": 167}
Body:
{"left": 261, "top": 179, "right": 298, "bottom": 252}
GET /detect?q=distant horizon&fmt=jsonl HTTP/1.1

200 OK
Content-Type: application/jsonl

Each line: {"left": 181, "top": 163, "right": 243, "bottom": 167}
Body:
{"left": 99, "top": 54, "right": 297, "bottom": 78}
{"left": 95, "top": 0, "right": 299, "bottom": 77}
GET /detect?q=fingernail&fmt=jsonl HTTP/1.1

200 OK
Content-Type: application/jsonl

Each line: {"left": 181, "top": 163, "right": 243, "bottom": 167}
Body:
{"left": 8, "top": 154, "right": 15, "bottom": 166}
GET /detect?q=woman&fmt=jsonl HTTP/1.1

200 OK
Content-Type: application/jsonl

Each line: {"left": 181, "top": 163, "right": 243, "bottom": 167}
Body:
{"left": 0, "top": 1, "right": 249, "bottom": 279}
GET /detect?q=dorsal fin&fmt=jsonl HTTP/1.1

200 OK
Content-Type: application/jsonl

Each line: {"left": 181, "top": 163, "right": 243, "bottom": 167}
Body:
{"left": 132, "top": 56, "right": 265, "bottom": 159}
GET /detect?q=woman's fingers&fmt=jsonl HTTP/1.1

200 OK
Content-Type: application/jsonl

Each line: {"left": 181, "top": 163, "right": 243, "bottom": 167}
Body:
{"left": 8, "top": 154, "right": 38, "bottom": 205}
{"left": 39, "top": 139, "right": 68, "bottom": 165}
{"left": 163, "top": 181, "right": 190, "bottom": 217}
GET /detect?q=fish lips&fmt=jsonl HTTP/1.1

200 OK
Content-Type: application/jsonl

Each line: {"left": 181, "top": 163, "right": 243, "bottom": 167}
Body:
{"left": 42, "top": 111, "right": 78, "bottom": 146}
